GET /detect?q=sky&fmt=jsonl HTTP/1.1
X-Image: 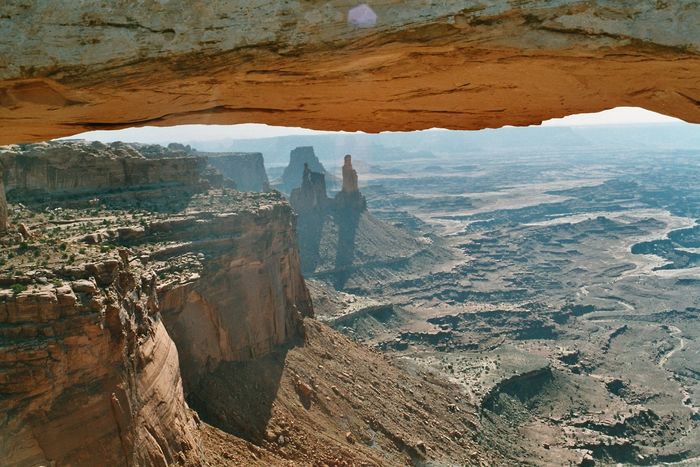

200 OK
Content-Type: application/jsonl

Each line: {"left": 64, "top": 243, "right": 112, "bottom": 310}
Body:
{"left": 65, "top": 107, "right": 685, "bottom": 144}
{"left": 541, "top": 106, "right": 682, "bottom": 127}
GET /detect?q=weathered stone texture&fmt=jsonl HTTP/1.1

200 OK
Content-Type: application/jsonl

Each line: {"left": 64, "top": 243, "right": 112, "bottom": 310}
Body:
{"left": 0, "top": 261, "right": 200, "bottom": 466}
{"left": 0, "top": 141, "right": 206, "bottom": 198}
{"left": 131, "top": 195, "right": 314, "bottom": 389}
{"left": 202, "top": 152, "right": 269, "bottom": 192}
{"left": 0, "top": 185, "right": 315, "bottom": 464}
{"left": 0, "top": 1, "right": 698, "bottom": 143}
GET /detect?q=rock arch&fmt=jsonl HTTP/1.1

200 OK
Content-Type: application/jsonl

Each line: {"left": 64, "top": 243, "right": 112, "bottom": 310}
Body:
{"left": 0, "top": 1, "right": 698, "bottom": 144}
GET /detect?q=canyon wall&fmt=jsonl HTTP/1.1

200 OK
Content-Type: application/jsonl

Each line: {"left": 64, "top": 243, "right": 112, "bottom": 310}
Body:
{"left": 202, "top": 152, "right": 269, "bottom": 192}
{"left": 0, "top": 141, "right": 315, "bottom": 463}
{"left": 115, "top": 192, "right": 314, "bottom": 390}
{"left": 0, "top": 177, "right": 6, "bottom": 232}
{"left": 280, "top": 147, "right": 327, "bottom": 193}
{"left": 0, "top": 258, "right": 200, "bottom": 466}
{"left": 0, "top": 1, "right": 698, "bottom": 143}
{"left": 0, "top": 141, "right": 206, "bottom": 198}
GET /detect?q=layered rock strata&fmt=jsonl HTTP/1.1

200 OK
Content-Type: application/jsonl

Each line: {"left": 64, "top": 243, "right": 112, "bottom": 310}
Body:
{"left": 1, "top": 2, "right": 698, "bottom": 143}
{"left": 280, "top": 146, "right": 327, "bottom": 193}
{"left": 0, "top": 141, "right": 206, "bottom": 200}
{"left": 126, "top": 192, "right": 315, "bottom": 388}
{"left": 0, "top": 258, "right": 200, "bottom": 466}
{"left": 202, "top": 151, "right": 269, "bottom": 192}
{"left": 0, "top": 145, "right": 313, "bottom": 463}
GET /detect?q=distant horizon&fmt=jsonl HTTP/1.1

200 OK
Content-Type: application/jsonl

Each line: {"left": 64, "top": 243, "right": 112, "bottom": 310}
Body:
{"left": 61, "top": 106, "right": 689, "bottom": 145}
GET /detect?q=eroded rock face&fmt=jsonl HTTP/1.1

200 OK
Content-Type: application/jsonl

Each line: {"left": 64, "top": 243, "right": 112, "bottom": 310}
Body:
{"left": 291, "top": 164, "right": 330, "bottom": 212}
{"left": 290, "top": 164, "right": 331, "bottom": 273}
{"left": 0, "top": 177, "right": 7, "bottom": 232}
{"left": 280, "top": 146, "right": 326, "bottom": 193}
{"left": 335, "top": 154, "right": 367, "bottom": 214}
{"left": 0, "top": 1, "right": 698, "bottom": 143}
{"left": 0, "top": 141, "right": 206, "bottom": 199}
{"left": 341, "top": 155, "right": 359, "bottom": 193}
{"left": 0, "top": 139, "right": 314, "bottom": 463}
{"left": 118, "top": 192, "right": 315, "bottom": 390}
{"left": 0, "top": 259, "right": 200, "bottom": 466}
{"left": 203, "top": 152, "right": 269, "bottom": 192}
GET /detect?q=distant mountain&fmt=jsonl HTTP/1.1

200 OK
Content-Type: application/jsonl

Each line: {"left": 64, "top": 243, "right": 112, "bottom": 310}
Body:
{"left": 571, "top": 123, "right": 700, "bottom": 150}
{"left": 189, "top": 134, "right": 435, "bottom": 165}
{"left": 184, "top": 123, "right": 700, "bottom": 166}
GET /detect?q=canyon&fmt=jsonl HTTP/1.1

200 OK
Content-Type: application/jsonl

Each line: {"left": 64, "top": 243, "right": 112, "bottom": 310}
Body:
{"left": 1, "top": 2, "right": 700, "bottom": 466}
{"left": 0, "top": 141, "right": 496, "bottom": 466}
{"left": 0, "top": 141, "right": 308, "bottom": 466}
{"left": 2, "top": 129, "right": 700, "bottom": 466}
{"left": 295, "top": 127, "right": 700, "bottom": 465}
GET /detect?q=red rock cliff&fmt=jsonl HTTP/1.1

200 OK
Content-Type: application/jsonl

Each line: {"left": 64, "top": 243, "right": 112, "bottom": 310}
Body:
{"left": 0, "top": 259, "right": 200, "bottom": 466}
{"left": 0, "top": 173, "right": 312, "bottom": 465}
{"left": 111, "top": 191, "right": 314, "bottom": 392}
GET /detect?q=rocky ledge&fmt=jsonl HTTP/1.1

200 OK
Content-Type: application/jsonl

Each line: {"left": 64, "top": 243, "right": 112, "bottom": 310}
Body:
{"left": 0, "top": 178, "right": 496, "bottom": 465}
{"left": 0, "top": 140, "right": 207, "bottom": 200}
{"left": 0, "top": 257, "right": 200, "bottom": 466}
{"left": 0, "top": 185, "right": 312, "bottom": 465}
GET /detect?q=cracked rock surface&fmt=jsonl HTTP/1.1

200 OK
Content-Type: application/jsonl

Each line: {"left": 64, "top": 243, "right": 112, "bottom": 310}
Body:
{"left": 1, "top": 1, "right": 699, "bottom": 143}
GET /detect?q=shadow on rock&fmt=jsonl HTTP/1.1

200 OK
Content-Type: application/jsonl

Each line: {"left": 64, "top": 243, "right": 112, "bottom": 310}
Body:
{"left": 332, "top": 203, "right": 361, "bottom": 290}
{"left": 186, "top": 344, "right": 292, "bottom": 442}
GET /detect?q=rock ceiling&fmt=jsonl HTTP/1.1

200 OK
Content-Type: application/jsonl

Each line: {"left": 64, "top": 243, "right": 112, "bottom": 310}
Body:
{"left": 0, "top": 1, "right": 698, "bottom": 144}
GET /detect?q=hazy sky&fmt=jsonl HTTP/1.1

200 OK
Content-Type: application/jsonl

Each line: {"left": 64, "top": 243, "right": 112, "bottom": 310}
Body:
{"left": 66, "top": 107, "right": 684, "bottom": 144}
{"left": 541, "top": 106, "right": 682, "bottom": 127}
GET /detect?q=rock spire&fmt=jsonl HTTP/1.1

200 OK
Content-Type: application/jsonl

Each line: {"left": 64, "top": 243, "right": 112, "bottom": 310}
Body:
{"left": 341, "top": 154, "right": 359, "bottom": 193}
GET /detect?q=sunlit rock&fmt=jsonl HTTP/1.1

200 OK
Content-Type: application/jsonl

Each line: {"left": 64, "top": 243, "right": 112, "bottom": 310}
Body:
{"left": 1, "top": 1, "right": 698, "bottom": 143}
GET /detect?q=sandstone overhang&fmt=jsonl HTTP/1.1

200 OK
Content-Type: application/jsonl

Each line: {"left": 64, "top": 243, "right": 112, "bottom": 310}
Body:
{"left": 0, "top": 1, "right": 698, "bottom": 144}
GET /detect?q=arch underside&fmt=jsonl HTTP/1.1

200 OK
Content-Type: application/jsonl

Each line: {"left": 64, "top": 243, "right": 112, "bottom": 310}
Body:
{"left": 0, "top": 1, "right": 698, "bottom": 144}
